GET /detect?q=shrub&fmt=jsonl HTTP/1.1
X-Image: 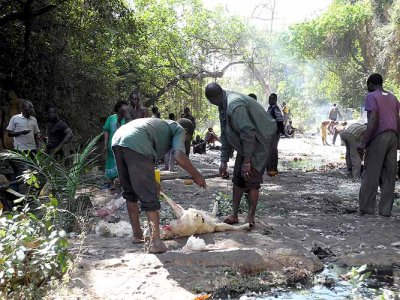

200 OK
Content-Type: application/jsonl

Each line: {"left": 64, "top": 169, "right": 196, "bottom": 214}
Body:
{"left": 0, "top": 198, "right": 70, "bottom": 299}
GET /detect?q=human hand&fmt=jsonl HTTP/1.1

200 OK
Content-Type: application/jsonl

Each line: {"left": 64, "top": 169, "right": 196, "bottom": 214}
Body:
{"left": 241, "top": 163, "right": 253, "bottom": 181}
{"left": 357, "top": 141, "right": 366, "bottom": 151}
{"left": 193, "top": 174, "right": 207, "bottom": 188}
{"left": 219, "top": 162, "right": 229, "bottom": 179}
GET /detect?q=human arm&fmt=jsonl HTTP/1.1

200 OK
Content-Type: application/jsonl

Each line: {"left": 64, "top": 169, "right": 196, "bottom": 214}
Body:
{"left": 34, "top": 133, "right": 40, "bottom": 150}
{"left": 33, "top": 120, "right": 40, "bottom": 150}
{"left": 274, "top": 106, "right": 285, "bottom": 134}
{"left": 173, "top": 150, "right": 206, "bottom": 187}
{"left": 52, "top": 128, "right": 73, "bottom": 153}
{"left": 7, "top": 129, "right": 30, "bottom": 137}
{"left": 103, "top": 131, "right": 109, "bottom": 155}
{"left": 117, "top": 107, "right": 124, "bottom": 127}
{"left": 358, "top": 111, "right": 378, "bottom": 150}
{"left": 6, "top": 116, "right": 30, "bottom": 137}
{"left": 219, "top": 111, "right": 233, "bottom": 178}
{"left": 397, "top": 109, "right": 400, "bottom": 149}
{"left": 230, "top": 106, "right": 257, "bottom": 180}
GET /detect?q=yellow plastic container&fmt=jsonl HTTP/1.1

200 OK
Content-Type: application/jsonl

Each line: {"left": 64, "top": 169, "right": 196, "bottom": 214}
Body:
{"left": 154, "top": 169, "right": 161, "bottom": 184}
{"left": 155, "top": 169, "right": 161, "bottom": 196}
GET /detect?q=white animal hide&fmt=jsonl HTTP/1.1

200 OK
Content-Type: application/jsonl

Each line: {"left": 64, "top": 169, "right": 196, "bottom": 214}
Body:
{"left": 95, "top": 220, "right": 132, "bottom": 238}
{"left": 160, "top": 192, "right": 251, "bottom": 239}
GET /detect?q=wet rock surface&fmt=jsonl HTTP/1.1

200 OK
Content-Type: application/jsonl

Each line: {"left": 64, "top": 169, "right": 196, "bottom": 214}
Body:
{"left": 62, "top": 137, "right": 400, "bottom": 299}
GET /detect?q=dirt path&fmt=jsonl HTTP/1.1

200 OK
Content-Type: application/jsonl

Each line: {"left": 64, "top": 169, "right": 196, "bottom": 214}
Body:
{"left": 60, "top": 137, "right": 400, "bottom": 299}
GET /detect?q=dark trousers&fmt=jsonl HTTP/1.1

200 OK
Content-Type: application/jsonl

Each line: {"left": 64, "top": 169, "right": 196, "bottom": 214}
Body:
{"left": 266, "top": 133, "right": 280, "bottom": 172}
{"left": 359, "top": 131, "right": 397, "bottom": 216}
{"left": 113, "top": 146, "right": 160, "bottom": 211}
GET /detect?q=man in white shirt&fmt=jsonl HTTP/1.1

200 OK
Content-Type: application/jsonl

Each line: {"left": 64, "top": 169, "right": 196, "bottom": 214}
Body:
{"left": 6, "top": 100, "right": 40, "bottom": 153}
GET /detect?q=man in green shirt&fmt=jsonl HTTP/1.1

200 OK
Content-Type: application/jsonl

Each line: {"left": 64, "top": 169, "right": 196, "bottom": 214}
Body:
{"left": 205, "top": 83, "right": 276, "bottom": 226}
{"left": 112, "top": 118, "right": 206, "bottom": 253}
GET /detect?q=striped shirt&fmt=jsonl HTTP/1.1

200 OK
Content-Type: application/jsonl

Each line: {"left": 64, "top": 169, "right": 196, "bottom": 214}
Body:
{"left": 343, "top": 123, "right": 367, "bottom": 141}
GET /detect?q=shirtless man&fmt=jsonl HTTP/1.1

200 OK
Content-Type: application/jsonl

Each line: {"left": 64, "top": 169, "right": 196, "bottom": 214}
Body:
{"left": 118, "top": 91, "right": 149, "bottom": 126}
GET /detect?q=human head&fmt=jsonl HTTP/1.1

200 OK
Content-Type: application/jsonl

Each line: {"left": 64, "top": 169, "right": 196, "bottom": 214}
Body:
{"left": 268, "top": 93, "right": 277, "bottom": 105}
{"left": 21, "top": 100, "right": 34, "bottom": 118}
{"left": 248, "top": 93, "right": 257, "bottom": 100}
{"left": 47, "top": 106, "right": 59, "bottom": 122}
{"left": 152, "top": 106, "right": 159, "bottom": 116}
{"left": 208, "top": 127, "right": 213, "bottom": 132}
{"left": 282, "top": 101, "right": 286, "bottom": 105}
{"left": 367, "top": 73, "right": 383, "bottom": 92}
{"left": 289, "top": 120, "right": 292, "bottom": 124}
{"left": 205, "top": 83, "right": 224, "bottom": 106}
{"left": 195, "top": 135, "right": 201, "bottom": 142}
{"left": 168, "top": 112, "right": 176, "bottom": 120}
{"left": 177, "top": 118, "right": 194, "bottom": 142}
{"left": 128, "top": 91, "right": 140, "bottom": 107}
{"left": 114, "top": 100, "right": 127, "bottom": 113}
{"left": 183, "top": 107, "right": 190, "bottom": 115}
{"left": 333, "top": 104, "right": 336, "bottom": 107}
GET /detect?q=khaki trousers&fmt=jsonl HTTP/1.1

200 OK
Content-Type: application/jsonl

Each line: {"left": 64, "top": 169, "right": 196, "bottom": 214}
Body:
{"left": 359, "top": 131, "right": 397, "bottom": 216}
{"left": 340, "top": 132, "right": 362, "bottom": 179}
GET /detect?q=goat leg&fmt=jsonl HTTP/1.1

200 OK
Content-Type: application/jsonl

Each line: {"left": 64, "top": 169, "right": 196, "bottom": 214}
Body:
{"left": 160, "top": 192, "right": 185, "bottom": 218}
{"left": 211, "top": 201, "right": 218, "bottom": 217}
{"left": 214, "top": 223, "right": 251, "bottom": 232}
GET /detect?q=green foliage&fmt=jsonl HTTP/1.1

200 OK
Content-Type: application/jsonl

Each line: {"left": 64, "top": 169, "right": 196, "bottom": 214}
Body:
{"left": 0, "top": 134, "right": 101, "bottom": 230}
{"left": 0, "top": 196, "right": 70, "bottom": 299}
{"left": 211, "top": 191, "right": 267, "bottom": 217}
{"left": 1, "top": 0, "right": 251, "bottom": 135}
{"left": 213, "top": 269, "right": 273, "bottom": 298}
{"left": 0, "top": 0, "right": 142, "bottom": 141}
{"left": 342, "top": 264, "right": 371, "bottom": 296}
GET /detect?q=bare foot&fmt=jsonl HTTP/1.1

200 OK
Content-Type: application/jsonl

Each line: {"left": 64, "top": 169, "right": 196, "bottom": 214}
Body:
{"left": 132, "top": 236, "right": 150, "bottom": 244}
{"left": 132, "top": 234, "right": 144, "bottom": 244}
{"left": 245, "top": 217, "right": 255, "bottom": 228}
{"left": 149, "top": 240, "right": 168, "bottom": 253}
{"left": 224, "top": 215, "right": 239, "bottom": 225}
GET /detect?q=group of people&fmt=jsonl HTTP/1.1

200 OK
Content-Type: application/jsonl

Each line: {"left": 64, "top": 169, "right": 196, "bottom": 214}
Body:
{"left": 101, "top": 91, "right": 206, "bottom": 253}
{"left": 7, "top": 72, "right": 395, "bottom": 254}
{"left": 3, "top": 100, "right": 73, "bottom": 194}
{"left": 6, "top": 100, "right": 73, "bottom": 160}
{"left": 320, "top": 74, "right": 399, "bottom": 218}
{"left": 100, "top": 85, "right": 290, "bottom": 253}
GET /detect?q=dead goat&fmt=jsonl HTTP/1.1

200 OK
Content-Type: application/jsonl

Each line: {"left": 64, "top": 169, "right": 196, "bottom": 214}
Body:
{"left": 160, "top": 192, "right": 251, "bottom": 239}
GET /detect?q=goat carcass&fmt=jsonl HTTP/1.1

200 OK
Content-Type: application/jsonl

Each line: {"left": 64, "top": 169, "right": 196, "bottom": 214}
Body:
{"left": 160, "top": 192, "right": 251, "bottom": 239}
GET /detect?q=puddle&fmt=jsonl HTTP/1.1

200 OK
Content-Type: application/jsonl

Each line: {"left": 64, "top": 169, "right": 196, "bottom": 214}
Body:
{"left": 249, "top": 265, "right": 399, "bottom": 300}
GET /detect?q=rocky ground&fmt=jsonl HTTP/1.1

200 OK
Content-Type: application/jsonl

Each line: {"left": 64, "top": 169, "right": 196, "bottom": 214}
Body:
{"left": 55, "top": 135, "right": 400, "bottom": 300}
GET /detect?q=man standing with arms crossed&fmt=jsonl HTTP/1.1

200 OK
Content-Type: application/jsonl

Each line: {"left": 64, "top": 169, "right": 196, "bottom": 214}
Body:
{"left": 205, "top": 83, "right": 276, "bottom": 226}
{"left": 358, "top": 73, "right": 400, "bottom": 217}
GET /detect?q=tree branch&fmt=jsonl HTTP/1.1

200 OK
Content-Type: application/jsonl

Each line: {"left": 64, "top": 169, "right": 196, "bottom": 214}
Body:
{"left": 0, "top": 3, "right": 56, "bottom": 27}
{"left": 145, "top": 61, "right": 248, "bottom": 105}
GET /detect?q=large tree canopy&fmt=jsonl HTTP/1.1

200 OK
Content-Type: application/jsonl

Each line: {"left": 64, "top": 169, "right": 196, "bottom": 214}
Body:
{"left": 0, "top": 0, "right": 251, "bottom": 139}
